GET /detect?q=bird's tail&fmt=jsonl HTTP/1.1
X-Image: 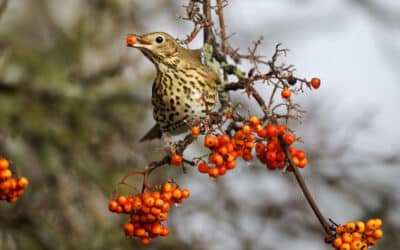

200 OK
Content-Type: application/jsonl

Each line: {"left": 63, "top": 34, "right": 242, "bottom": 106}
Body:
{"left": 139, "top": 123, "right": 163, "bottom": 142}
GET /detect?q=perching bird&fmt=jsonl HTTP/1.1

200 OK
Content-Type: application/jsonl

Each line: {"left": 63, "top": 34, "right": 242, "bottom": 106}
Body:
{"left": 126, "top": 32, "right": 220, "bottom": 142}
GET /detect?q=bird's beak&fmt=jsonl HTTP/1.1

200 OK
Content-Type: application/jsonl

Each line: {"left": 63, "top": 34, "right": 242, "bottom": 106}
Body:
{"left": 126, "top": 34, "right": 152, "bottom": 48}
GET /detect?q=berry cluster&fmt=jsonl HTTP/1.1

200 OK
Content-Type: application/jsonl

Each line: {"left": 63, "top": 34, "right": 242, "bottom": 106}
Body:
{"left": 330, "top": 219, "right": 383, "bottom": 250}
{"left": 254, "top": 123, "right": 307, "bottom": 170}
{"left": 0, "top": 157, "right": 29, "bottom": 203}
{"left": 193, "top": 115, "right": 308, "bottom": 177}
{"left": 197, "top": 133, "right": 239, "bottom": 178}
{"left": 108, "top": 182, "right": 190, "bottom": 245}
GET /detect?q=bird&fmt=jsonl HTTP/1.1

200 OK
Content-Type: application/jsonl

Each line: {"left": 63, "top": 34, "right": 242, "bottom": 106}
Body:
{"left": 126, "top": 32, "right": 220, "bottom": 142}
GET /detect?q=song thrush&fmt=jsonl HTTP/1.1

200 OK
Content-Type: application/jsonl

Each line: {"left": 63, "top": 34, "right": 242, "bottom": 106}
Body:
{"left": 127, "top": 32, "right": 220, "bottom": 141}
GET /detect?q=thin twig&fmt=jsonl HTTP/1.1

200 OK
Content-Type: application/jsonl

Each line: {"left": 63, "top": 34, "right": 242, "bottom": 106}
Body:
{"left": 278, "top": 136, "right": 332, "bottom": 235}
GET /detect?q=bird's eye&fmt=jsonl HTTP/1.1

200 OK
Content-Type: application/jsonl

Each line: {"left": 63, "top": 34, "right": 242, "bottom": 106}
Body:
{"left": 155, "top": 36, "right": 164, "bottom": 43}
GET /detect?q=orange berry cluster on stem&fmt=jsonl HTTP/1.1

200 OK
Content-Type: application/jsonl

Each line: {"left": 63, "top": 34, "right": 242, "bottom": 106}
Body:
{"left": 108, "top": 182, "right": 190, "bottom": 245}
{"left": 0, "top": 157, "right": 29, "bottom": 203}
{"left": 331, "top": 219, "right": 383, "bottom": 250}
{"left": 199, "top": 133, "right": 238, "bottom": 178}
{"left": 253, "top": 122, "right": 307, "bottom": 170}
{"left": 196, "top": 115, "right": 308, "bottom": 176}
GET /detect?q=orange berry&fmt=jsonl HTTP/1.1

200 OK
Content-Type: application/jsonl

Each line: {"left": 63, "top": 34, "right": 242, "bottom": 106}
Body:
{"left": 364, "top": 229, "right": 374, "bottom": 236}
{"left": 225, "top": 143, "right": 234, "bottom": 153}
{"left": 242, "top": 152, "right": 252, "bottom": 161}
{"left": 245, "top": 142, "right": 254, "bottom": 150}
{"left": 135, "top": 228, "right": 146, "bottom": 237}
{"left": 277, "top": 124, "right": 286, "bottom": 136}
{"left": 218, "top": 166, "right": 227, "bottom": 175}
{"left": 161, "top": 192, "right": 172, "bottom": 201}
{"left": 292, "top": 156, "right": 300, "bottom": 166}
{"left": 116, "top": 206, "right": 123, "bottom": 213}
{"left": 158, "top": 212, "right": 168, "bottom": 221}
{"left": 340, "top": 243, "right": 350, "bottom": 250}
{"left": 336, "top": 225, "right": 345, "bottom": 234}
{"left": 374, "top": 218, "right": 383, "bottom": 228}
{"left": 191, "top": 126, "right": 200, "bottom": 136}
{"left": 333, "top": 237, "right": 343, "bottom": 248}
{"left": 172, "top": 189, "right": 182, "bottom": 200}
{"left": 123, "top": 202, "right": 133, "bottom": 213}
{"left": 204, "top": 135, "right": 216, "bottom": 148}
{"left": 123, "top": 222, "right": 135, "bottom": 236}
{"left": 141, "top": 206, "right": 150, "bottom": 214}
{"left": 295, "top": 150, "right": 306, "bottom": 160}
{"left": 281, "top": 88, "right": 291, "bottom": 99}
{"left": 350, "top": 240, "right": 363, "bottom": 250}
{"left": 373, "top": 229, "right": 383, "bottom": 239}
{"left": 355, "top": 221, "right": 365, "bottom": 233}
{"left": 219, "top": 134, "right": 231, "bottom": 144}
{"left": 210, "top": 153, "right": 224, "bottom": 166}
{"left": 255, "top": 143, "right": 265, "bottom": 154}
{"left": 218, "top": 146, "right": 228, "bottom": 155}
{"left": 139, "top": 236, "right": 150, "bottom": 245}
{"left": 297, "top": 158, "right": 307, "bottom": 168}
{"left": 133, "top": 200, "right": 142, "bottom": 210}
{"left": 126, "top": 35, "right": 137, "bottom": 46}
{"left": 341, "top": 233, "right": 352, "bottom": 243}
{"left": 0, "top": 180, "right": 10, "bottom": 191}
{"left": 154, "top": 198, "right": 164, "bottom": 208}
{"left": 151, "top": 223, "right": 162, "bottom": 235}
{"left": 160, "top": 226, "right": 170, "bottom": 236}
{"left": 366, "top": 236, "right": 376, "bottom": 246}
{"left": 366, "top": 219, "right": 378, "bottom": 230}
{"left": 171, "top": 154, "right": 183, "bottom": 166}
{"left": 265, "top": 124, "right": 277, "bottom": 138}
{"left": 8, "top": 178, "right": 16, "bottom": 189}
{"left": 117, "top": 195, "right": 127, "bottom": 205}
{"left": 197, "top": 162, "right": 209, "bottom": 174}
{"left": 144, "top": 196, "right": 155, "bottom": 207}
{"left": 226, "top": 160, "right": 236, "bottom": 169}
{"left": 310, "top": 77, "right": 321, "bottom": 89}
{"left": 7, "top": 196, "right": 18, "bottom": 203}
{"left": 108, "top": 200, "right": 119, "bottom": 212}
{"left": 181, "top": 189, "right": 190, "bottom": 199}
{"left": 151, "top": 207, "right": 161, "bottom": 215}
{"left": 257, "top": 128, "right": 267, "bottom": 138}
{"left": 249, "top": 116, "right": 260, "bottom": 127}
{"left": 15, "top": 189, "right": 24, "bottom": 197}
{"left": 345, "top": 221, "right": 356, "bottom": 233}
{"left": 161, "top": 203, "right": 170, "bottom": 212}
{"left": 0, "top": 169, "right": 12, "bottom": 179}
{"left": 266, "top": 151, "right": 277, "bottom": 162}
{"left": 162, "top": 182, "right": 173, "bottom": 193}
{"left": 283, "top": 134, "right": 296, "bottom": 145}
{"left": 242, "top": 125, "right": 251, "bottom": 134}
{"left": 208, "top": 168, "right": 219, "bottom": 178}
{"left": 0, "top": 158, "right": 9, "bottom": 170}
{"left": 151, "top": 192, "right": 160, "bottom": 199}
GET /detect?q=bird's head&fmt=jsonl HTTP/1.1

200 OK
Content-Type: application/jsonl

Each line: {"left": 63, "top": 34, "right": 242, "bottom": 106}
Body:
{"left": 126, "top": 32, "right": 179, "bottom": 65}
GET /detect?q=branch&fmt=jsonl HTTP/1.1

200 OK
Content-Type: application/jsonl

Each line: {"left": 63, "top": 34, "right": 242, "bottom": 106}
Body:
{"left": 202, "top": 0, "right": 213, "bottom": 44}
{"left": 278, "top": 136, "right": 332, "bottom": 235}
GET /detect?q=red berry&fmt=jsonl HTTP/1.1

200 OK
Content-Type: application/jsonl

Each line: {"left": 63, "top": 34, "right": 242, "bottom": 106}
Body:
{"left": 281, "top": 88, "right": 291, "bottom": 99}
{"left": 171, "top": 154, "right": 183, "bottom": 166}
{"left": 284, "top": 134, "right": 296, "bottom": 145}
{"left": 198, "top": 162, "right": 209, "bottom": 173}
{"left": 191, "top": 126, "right": 200, "bottom": 136}
{"left": 310, "top": 77, "right": 321, "bottom": 89}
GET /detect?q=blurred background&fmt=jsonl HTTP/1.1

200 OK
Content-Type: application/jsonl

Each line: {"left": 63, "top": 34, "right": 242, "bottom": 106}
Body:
{"left": 0, "top": 0, "right": 399, "bottom": 249}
